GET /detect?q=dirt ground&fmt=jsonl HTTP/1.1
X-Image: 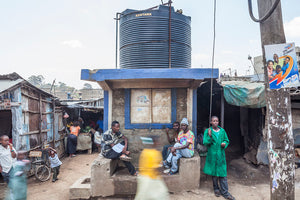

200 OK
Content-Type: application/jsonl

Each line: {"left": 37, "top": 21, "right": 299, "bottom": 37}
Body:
{"left": 0, "top": 153, "right": 299, "bottom": 200}
{"left": 27, "top": 153, "right": 97, "bottom": 200}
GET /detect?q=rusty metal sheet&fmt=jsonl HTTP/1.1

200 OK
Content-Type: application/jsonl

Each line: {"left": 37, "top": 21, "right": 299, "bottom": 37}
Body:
{"left": 28, "top": 96, "right": 39, "bottom": 112}
{"left": 29, "top": 113, "right": 39, "bottom": 132}
{"left": 29, "top": 134, "right": 40, "bottom": 148}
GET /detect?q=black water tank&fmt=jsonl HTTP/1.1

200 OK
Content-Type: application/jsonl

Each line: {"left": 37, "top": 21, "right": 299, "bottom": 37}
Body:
{"left": 119, "top": 5, "right": 191, "bottom": 69}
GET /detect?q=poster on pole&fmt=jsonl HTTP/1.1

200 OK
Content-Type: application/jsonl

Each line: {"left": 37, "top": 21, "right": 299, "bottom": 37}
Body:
{"left": 264, "top": 43, "right": 299, "bottom": 89}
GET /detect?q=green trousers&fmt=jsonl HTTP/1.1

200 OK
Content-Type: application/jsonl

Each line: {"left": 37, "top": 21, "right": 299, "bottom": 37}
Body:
{"left": 52, "top": 166, "right": 60, "bottom": 180}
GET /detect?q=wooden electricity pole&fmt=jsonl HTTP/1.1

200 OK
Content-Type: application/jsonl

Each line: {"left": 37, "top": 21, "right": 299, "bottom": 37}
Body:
{"left": 254, "top": 0, "right": 295, "bottom": 199}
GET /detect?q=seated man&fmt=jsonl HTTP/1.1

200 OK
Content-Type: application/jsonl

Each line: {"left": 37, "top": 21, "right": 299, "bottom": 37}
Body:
{"left": 101, "top": 121, "right": 137, "bottom": 176}
{"left": 163, "top": 118, "right": 195, "bottom": 175}
{"left": 162, "top": 121, "right": 180, "bottom": 160}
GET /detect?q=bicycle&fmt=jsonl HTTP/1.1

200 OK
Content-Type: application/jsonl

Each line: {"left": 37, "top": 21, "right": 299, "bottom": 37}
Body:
{"left": 29, "top": 148, "right": 51, "bottom": 182}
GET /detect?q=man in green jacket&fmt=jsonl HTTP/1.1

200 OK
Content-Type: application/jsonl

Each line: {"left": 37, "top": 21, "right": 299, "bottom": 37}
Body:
{"left": 203, "top": 116, "right": 235, "bottom": 200}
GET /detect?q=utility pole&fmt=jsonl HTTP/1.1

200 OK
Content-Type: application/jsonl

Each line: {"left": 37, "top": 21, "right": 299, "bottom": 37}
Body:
{"left": 253, "top": 0, "right": 295, "bottom": 199}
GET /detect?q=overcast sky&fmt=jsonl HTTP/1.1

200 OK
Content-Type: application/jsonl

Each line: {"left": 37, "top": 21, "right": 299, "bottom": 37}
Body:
{"left": 1, "top": 0, "right": 300, "bottom": 89}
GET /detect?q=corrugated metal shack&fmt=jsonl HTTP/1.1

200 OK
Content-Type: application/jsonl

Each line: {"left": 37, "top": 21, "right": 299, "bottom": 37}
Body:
{"left": 59, "top": 98, "right": 103, "bottom": 127}
{"left": 0, "top": 73, "right": 65, "bottom": 156}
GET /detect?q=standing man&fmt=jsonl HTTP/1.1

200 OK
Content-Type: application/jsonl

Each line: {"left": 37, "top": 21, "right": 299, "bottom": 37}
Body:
{"left": 163, "top": 118, "right": 194, "bottom": 175}
{"left": 101, "top": 121, "right": 137, "bottom": 176}
{"left": 96, "top": 116, "right": 104, "bottom": 131}
{"left": 0, "top": 135, "right": 17, "bottom": 184}
{"left": 203, "top": 116, "right": 235, "bottom": 200}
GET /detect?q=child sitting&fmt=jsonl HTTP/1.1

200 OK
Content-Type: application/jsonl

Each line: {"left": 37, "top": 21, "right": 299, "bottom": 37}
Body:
{"left": 48, "top": 147, "right": 62, "bottom": 182}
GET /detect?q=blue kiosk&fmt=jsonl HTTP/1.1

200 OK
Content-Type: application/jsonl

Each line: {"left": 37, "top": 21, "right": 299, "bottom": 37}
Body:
{"left": 76, "top": 4, "right": 220, "bottom": 198}
{"left": 81, "top": 68, "right": 218, "bottom": 160}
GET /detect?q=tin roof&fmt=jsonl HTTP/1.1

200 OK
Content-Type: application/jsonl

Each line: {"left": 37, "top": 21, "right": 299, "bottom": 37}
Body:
{"left": 0, "top": 73, "right": 53, "bottom": 97}
{"left": 0, "top": 79, "right": 24, "bottom": 93}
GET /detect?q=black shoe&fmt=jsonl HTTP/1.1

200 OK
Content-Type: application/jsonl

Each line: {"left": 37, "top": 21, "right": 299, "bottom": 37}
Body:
{"left": 52, "top": 179, "right": 57, "bottom": 182}
{"left": 224, "top": 194, "right": 235, "bottom": 200}
{"left": 214, "top": 190, "right": 221, "bottom": 197}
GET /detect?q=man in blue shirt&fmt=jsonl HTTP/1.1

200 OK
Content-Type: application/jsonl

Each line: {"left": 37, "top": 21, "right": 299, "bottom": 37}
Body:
{"left": 96, "top": 116, "right": 103, "bottom": 130}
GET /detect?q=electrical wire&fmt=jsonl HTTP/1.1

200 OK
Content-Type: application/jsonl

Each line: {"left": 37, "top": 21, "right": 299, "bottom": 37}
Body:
{"left": 248, "top": 0, "right": 281, "bottom": 23}
{"left": 209, "top": 0, "right": 217, "bottom": 125}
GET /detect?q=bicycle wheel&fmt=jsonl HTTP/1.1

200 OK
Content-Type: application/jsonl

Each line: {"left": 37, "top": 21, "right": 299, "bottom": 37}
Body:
{"left": 35, "top": 165, "right": 51, "bottom": 182}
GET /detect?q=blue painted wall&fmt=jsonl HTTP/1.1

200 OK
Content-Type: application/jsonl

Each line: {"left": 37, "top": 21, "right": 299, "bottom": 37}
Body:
{"left": 103, "top": 90, "right": 109, "bottom": 132}
{"left": 192, "top": 89, "right": 197, "bottom": 148}
{"left": 81, "top": 68, "right": 219, "bottom": 82}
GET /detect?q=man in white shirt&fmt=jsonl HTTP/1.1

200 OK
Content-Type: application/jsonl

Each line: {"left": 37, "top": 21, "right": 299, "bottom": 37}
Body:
{"left": 0, "top": 135, "right": 17, "bottom": 184}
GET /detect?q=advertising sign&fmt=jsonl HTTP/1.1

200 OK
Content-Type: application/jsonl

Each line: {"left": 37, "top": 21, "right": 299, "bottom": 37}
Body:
{"left": 264, "top": 43, "right": 299, "bottom": 89}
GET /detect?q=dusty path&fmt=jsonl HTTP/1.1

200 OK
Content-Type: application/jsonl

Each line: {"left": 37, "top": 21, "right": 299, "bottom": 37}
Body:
{"left": 23, "top": 154, "right": 300, "bottom": 200}
{"left": 170, "top": 183, "right": 270, "bottom": 200}
{"left": 27, "top": 153, "right": 98, "bottom": 200}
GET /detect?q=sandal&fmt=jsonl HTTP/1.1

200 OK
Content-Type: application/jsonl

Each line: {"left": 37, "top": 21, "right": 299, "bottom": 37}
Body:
{"left": 133, "top": 171, "right": 139, "bottom": 176}
{"left": 120, "top": 154, "right": 132, "bottom": 161}
{"left": 168, "top": 171, "right": 176, "bottom": 175}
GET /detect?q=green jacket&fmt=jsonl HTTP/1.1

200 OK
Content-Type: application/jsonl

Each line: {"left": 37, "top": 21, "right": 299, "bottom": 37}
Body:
{"left": 203, "top": 127, "right": 229, "bottom": 177}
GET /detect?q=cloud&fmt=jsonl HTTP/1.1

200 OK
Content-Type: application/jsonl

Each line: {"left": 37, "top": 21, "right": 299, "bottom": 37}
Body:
{"left": 221, "top": 50, "right": 234, "bottom": 55}
{"left": 191, "top": 53, "right": 211, "bottom": 67}
{"left": 215, "top": 62, "right": 235, "bottom": 71}
{"left": 193, "top": 53, "right": 210, "bottom": 60}
{"left": 81, "top": 9, "right": 90, "bottom": 15}
{"left": 249, "top": 39, "right": 259, "bottom": 45}
{"left": 284, "top": 17, "right": 300, "bottom": 38}
{"left": 61, "top": 40, "right": 83, "bottom": 48}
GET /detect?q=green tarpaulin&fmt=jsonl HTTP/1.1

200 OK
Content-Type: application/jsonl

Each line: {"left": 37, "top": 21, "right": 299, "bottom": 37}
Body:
{"left": 222, "top": 81, "right": 266, "bottom": 108}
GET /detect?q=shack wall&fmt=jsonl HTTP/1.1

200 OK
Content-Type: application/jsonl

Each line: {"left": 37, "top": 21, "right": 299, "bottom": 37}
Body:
{"left": 0, "top": 84, "right": 65, "bottom": 156}
{"left": 111, "top": 88, "right": 187, "bottom": 165}
{"left": 10, "top": 87, "right": 23, "bottom": 150}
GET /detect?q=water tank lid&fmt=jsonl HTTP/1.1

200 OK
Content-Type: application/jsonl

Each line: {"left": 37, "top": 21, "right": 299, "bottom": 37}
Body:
{"left": 122, "top": 5, "right": 178, "bottom": 16}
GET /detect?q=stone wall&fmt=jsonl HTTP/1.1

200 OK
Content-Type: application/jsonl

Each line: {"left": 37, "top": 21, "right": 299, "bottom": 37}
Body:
{"left": 111, "top": 88, "right": 187, "bottom": 165}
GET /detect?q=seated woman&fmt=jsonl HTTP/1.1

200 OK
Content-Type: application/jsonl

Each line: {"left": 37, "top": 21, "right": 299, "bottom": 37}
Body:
{"left": 163, "top": 118, "right": 195, "bottom": 175}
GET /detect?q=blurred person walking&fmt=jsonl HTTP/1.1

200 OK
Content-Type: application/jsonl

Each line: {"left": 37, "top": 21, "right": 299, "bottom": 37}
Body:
{"left": 7, "top": 151, "right": 30, "bottom": 200}
{"left": 135, "top": 136, "right": 169, "bottom": 200}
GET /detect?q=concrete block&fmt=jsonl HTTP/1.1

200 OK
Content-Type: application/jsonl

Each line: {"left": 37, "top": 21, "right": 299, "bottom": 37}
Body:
{"left": 89, "top": 152, "right": 200, "bottom": 198}
{"left": 69, "top": 175, "right": 91, "bottom": 200}
{"left": 113, "top": 175, "right": 137, "bottom": 195}
{"left": 162, "top": 174, "right": 181, "bottom": 192}
{"left": 179, "top": 154, "right": 200, "bottom": 190}
{"left": 91, "top": 155, "right": 115, "bottom": 197}
{"left": 163, "top": 154, "right": 200, "bottom": 193}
